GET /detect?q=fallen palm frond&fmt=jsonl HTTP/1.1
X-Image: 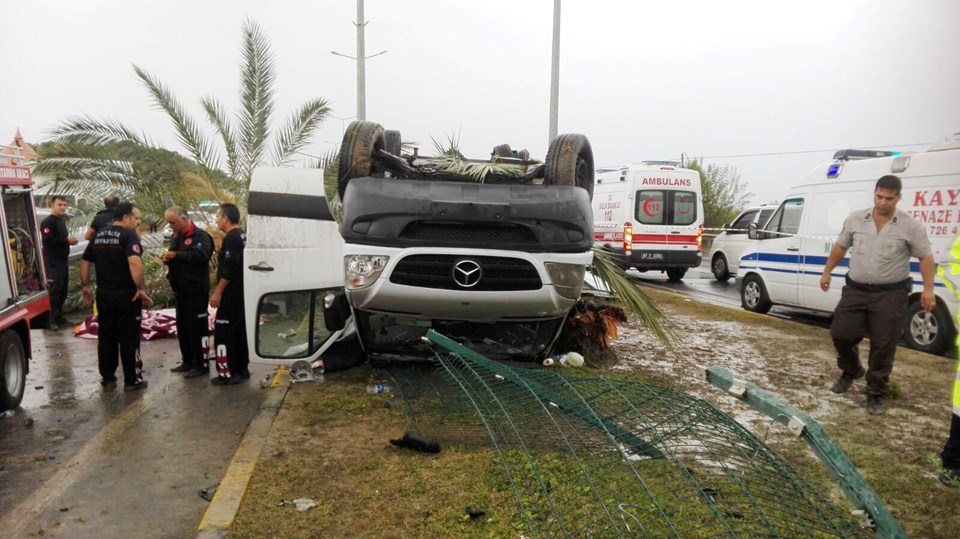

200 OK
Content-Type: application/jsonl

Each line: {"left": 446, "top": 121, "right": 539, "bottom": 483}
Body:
{"left": 430, "top": 133, "right": 527, "bottom": 182}
{"left": 589, "top": 247, "right": 675, "bottom": 348}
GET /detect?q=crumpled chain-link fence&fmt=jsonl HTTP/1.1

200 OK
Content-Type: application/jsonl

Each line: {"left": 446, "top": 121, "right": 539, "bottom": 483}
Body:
{"left": 385, "top": 331, "right": 866, "bottom": 538}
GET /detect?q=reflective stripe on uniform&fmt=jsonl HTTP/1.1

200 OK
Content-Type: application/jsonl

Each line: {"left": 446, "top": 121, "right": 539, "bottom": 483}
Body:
{"left": 939, "top": 235, "right": 960, "bottom": 417}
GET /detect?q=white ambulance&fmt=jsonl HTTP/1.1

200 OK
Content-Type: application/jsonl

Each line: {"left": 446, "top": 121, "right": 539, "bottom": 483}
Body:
{"left": 737, "top": 133, "right": 960, "bottom": 354}
{"left": 593, "top": 162, "right": 704, "bottom": 282}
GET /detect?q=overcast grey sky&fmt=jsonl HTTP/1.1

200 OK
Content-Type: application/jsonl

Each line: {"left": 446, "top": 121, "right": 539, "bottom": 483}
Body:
{"left": 2, "top": 0, "right": 958, "bottom": 206}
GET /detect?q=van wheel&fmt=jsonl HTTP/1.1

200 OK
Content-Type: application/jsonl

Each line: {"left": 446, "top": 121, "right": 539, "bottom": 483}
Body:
{"left": 0, "top": 330, "right": 27, "bottom": 411}
{"left": 338, "top": 121, "right": 386, "bottom": 201}
{"left": 544, "top": 134, "right": 594, "bottom": 201}
{"left": 904, "top": 301, "right": 952, "bottom": 355}
{"left": 666, "top": 268, "right": 687, "bottom": 282}
{"left": 741, "top": 274, "right": 772, "bottom": 314}
{"left": 384, "top": 129, "right": 402, "bottom": 156}
{"left": 711, "top": 254, "right": 730, "bottom": 282}
{"left": 492, "top": 144, "right": 514, "bottom": 158}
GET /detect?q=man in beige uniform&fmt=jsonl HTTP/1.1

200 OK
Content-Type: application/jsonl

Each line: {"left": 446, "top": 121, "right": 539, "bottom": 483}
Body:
{"left": 819, "top": 174, "right": 935, "bottom": 415}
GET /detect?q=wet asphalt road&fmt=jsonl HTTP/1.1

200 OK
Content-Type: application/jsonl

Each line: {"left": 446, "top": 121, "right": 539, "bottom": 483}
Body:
{"left": 0, "top": 326, "right": 275, "bottom": 539}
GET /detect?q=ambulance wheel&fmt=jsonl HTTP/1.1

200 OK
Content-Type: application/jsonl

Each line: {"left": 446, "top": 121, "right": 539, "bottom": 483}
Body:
{"left": 741, "top": 274, "right": 772, "bottom": 314}
{"left": 666, "top": 268, "right": 687, "bottom": 282}
{"left": 384, "top": 129, "right": 402, "bottom": 156}
{"left": 903, "top": 300, "right": 952, "bottom": 355}
{"left": 0, "top": 330, "right": 26, "bottom": 411}
{"left": 338, "top": 121, "right": 386, "bottom": 201}
{"left": 544, "top": 133, "right": 594, "bottom": 201}
{"left": 711, "top": 254, "right": 731, "bottom": 282}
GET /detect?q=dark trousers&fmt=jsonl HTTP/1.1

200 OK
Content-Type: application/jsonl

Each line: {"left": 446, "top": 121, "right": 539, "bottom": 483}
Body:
{"left": 96, "top": 288, "right": 143, "bottom": 385}
{"left": 830, "top": 286, "right": 908, "bottom": 396}
{"left": 943, "top": 414, "right": 960, "bottom": 469}
{"left": 214, "top": 294, "right": 248, "bottom": 378}
{"left": 175, "top": 292, "right": 209, "bottom": 370}
{"left": 46, "top": 258, "right": 69, "bottom": 319}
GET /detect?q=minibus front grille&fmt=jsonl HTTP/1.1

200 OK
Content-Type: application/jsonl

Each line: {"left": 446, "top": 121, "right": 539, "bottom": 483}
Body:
{"left": 390, "top": 254, "right": 542, "bottom": 291}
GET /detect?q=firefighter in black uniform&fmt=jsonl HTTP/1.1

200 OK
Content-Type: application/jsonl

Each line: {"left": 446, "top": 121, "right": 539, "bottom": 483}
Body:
{"left": 161, "top": 206, "right": 214, "bottom": 378}
{"left": 79, "top": 202, "right": 152, "bottom": 391}
{"left": 84, "top": 194, "right": 120, "bottom": 241}
{"left": 40, "top": 195, "right": 79, "bottom": 330}
{"left": 209, "top": 203, "right": 248, "bottom": 385}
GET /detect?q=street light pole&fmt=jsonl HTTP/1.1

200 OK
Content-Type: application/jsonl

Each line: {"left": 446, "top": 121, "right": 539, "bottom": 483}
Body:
{"left": 331, "top": 0, "right": 387, "bottom": 121}
{"left": 548, "top": 0, "right": 561, "bottom": 144}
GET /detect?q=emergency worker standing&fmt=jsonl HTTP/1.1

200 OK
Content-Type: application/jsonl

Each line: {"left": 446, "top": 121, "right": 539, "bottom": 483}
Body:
{"left": 209, "top": 203, "right": 248, "bottom": 385}
{"left": 161, "top": 206, "right": 214, "bottom": 378}
{"left": 84, "top": 194, "right": 120, "bottom": 241}
{"left": 819, "top": 175, "right": 935, "bottom": 415}
{"left": 79, "top": 202, "right": 153, "bottom": 391}
{"left": 40, "top": 195, "right": 79, "bottom": 330}
{"left": 937, "top": 232, "right": 960, "bottom": 487}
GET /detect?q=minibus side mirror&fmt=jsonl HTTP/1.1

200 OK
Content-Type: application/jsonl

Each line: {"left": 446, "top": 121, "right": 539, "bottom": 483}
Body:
{"left": 748, "top": 222, "right": 760, "bottom": 240}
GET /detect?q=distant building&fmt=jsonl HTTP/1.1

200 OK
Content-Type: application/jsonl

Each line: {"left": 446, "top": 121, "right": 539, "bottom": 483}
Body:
{"left": 1, "top": 128, "right": 38, "bottom": 165}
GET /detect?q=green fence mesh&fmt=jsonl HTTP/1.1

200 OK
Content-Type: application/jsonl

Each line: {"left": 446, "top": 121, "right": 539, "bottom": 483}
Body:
{"left": 382, "top": 330, "right": 869, "bottom": 538}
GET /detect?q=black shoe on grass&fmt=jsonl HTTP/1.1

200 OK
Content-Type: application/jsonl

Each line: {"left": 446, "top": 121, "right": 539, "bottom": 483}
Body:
{"left": 830, "top": 367, "right": 866, "bottom": 394}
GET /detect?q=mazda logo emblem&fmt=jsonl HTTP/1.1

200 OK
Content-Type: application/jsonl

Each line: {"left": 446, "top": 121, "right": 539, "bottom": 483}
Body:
{"left": 452, "top": 259, "right": 482, "bottom": 288}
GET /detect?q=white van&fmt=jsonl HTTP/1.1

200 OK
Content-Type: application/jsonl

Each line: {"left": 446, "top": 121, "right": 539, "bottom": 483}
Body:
{"left": 593, "top": 163, "right": 704, "bottom": 282}
{"left": 709, "top": 201, "right": 778, "bottom": 281}
{"left": 737, "top": 134, "right": 960, "bottom": 354}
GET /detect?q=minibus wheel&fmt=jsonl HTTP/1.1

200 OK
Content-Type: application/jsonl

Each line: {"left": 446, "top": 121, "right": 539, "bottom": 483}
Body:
{"left": 904, "top": 300, "right": 952, "bottom": 355}
{"left": 545, "top": 134, "right": 594, "bottom": 201}
{"left": 338, "top": 121, "right": 386, "bottom": 201}
{"left": 741, "top": 274, "right": 772, "bottom": 314}
{"left": 712, "top": 254, "right": 731, "bottom": 282}
{"left": 384, "top": 129, "right": 402, "bottom": 156}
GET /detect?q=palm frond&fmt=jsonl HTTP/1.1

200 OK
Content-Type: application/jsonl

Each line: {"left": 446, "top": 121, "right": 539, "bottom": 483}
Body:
{"left": 429, "top": 132, "right": 525, "bottom": 181}
{"left": 590, "top": 248, "right": 675, "bottom": 348}
{"left": 237, "top": 17, "right": 276, "bottom": 185}
{"left": 201, "top": 96, "right": 239, "bottom": 180}
{"left": 133, "top": 64, "right": 220, "bottom": 171}
{"left": 272, "top": 98, "right": 332, "bottom": 168}
{"left": 47, "top": 115, "right": 153, "bottom": 148}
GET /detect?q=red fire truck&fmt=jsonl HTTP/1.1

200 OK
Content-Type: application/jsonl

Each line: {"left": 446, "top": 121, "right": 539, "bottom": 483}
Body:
{"left": 0, "top": 162, "right": 51, "bottom": 411}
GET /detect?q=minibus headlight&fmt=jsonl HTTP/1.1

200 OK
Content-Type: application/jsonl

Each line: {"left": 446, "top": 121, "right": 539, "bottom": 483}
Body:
{"left": 545, "top": 262, "right": 586, "bottom": 300}
{"left": 344, "top": 255, "right": 389, "bottom": 289}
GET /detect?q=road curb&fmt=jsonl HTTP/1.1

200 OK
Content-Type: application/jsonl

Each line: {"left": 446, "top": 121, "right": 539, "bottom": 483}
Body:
{"left": 196, "top": 366, "right": 290, "bottom": 538}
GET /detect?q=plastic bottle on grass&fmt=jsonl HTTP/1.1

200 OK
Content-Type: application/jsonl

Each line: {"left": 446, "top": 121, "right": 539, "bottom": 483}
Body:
{"left": 0, "top": 410, "right": 15, "bottom": 419}
{"left": 366, "top": 383, "right": 392, "bottom": 394}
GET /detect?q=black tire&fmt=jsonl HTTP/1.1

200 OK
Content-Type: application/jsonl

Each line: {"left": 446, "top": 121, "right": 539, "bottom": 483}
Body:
{"left": 741, "top": 274, "right": 772, "bottom": 314}
{"left": 544, "top": 133, "right": 594, "bottom": 201}
{"left": 0, "top": 330, "right": 27, "bottom": 411}
{"left": 384, "top": 129, "right": 402, "bottom": 156}
{"left": 666, "top": 268, "right": 687, "bottom": 282}
{"left": 492, "top": 144, "right": 514, "bottom": 158}
{"left": 903, "top": 300, "right": 953, "bottom": 355}
{"left": 711, "top": 254, "right": 730, "bottom": 282}
{"left": 337, "top": 121, "right": 386, "bottom": 201}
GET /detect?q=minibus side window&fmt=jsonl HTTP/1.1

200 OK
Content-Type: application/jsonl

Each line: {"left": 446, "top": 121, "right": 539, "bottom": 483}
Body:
{"left": 256, "top": 290, "right": 335, "bottom": 358}
{"left": 767, "top": 199, "right": 805, "bottom": 238}
{"left": 727, "top": 210, "right": 758, "bottom": 235}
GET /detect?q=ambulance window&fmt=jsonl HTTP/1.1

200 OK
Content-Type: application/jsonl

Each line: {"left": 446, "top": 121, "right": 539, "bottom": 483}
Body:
{"left": 635, "top": 191, "right": 665, "bottom": 225}
{"left": 671, "top": 192, "right": 697, "bottom": 226}
{"left": 767, "top": 199, "right": 804, "bottom": 238}
{"left": 256, "top": 290, "right": 335, "bottom": 359}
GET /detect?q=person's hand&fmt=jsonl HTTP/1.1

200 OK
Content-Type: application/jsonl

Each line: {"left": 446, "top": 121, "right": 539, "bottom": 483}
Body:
{"left": 160, "top": 251, "right": 177, "bottom": 263}
{"left": 67, "top": 236, "right": 79, "bottom": 246}
{"left": 819, "top": 272, "right": 832, "bottom": 292}
{"left": 81, "top": 285, "right": 94, "bottom": 305}
{"left": 921, "top": 289, "right": 936, "bottom": 312}
{"left": 209, "top": 291, "right": 221, "bottom": 309}
{"left": 132, "top": 289, "right": 153, "bottom": 308}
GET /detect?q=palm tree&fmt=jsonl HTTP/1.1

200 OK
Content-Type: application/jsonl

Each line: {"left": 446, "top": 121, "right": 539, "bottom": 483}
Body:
{"left": 33, "top": 18, "right": 331, "bottom": 221}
